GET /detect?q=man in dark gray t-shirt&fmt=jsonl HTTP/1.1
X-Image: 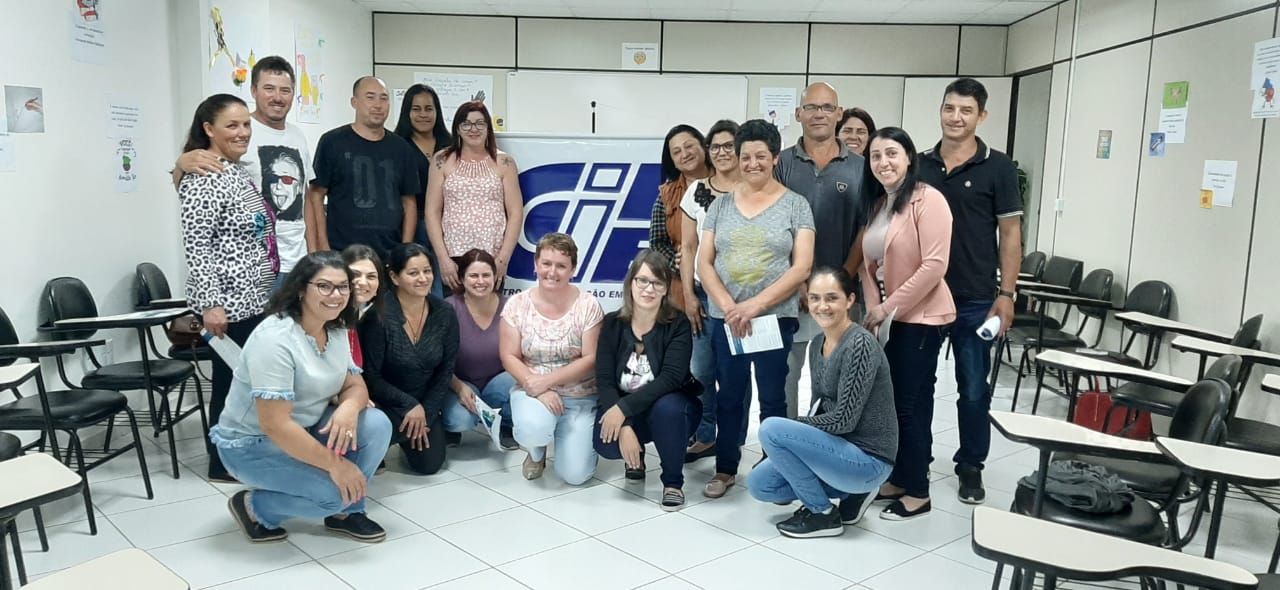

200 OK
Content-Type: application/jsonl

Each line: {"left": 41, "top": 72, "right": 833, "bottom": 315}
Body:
{"left": 775, "top": 82, "right": 867, "bottom": 418}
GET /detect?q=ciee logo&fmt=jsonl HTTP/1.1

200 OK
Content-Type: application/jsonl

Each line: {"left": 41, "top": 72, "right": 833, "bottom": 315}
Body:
{"left": 504, "top": 161, "right": 661, "bottom": 308}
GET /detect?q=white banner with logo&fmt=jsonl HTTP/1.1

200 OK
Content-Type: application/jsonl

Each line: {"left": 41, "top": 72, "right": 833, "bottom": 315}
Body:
{"left": 495, "top": 133, "right": 664, "bottom": 311}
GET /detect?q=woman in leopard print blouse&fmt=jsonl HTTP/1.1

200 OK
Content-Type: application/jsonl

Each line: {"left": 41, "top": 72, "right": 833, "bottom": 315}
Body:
{"left": 178, "top": 93, "right": 278, "bottom": 482}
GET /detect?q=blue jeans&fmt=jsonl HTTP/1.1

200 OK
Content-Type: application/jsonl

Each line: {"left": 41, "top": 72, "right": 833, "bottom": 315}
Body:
{"left": 442, "top": 372, "right": 517, "bottom": 433}
{"left": 949, "top": 299, "right": 995, "bottom": 469}
{"left": 511, "top": 391, "right": 598, "bottom": 485}
{"left": 216, "top": 406, "right": 393, "bottom": 529}
{"left": 885, "top": 322, "right": 945, "bottom": 498}
{"left": 748, "top": 417, "right": 892, "bottom": 513}
{"left": 690, "top": 285, "right": 747, "bottom": 445}
{"left": 594, "top": 393, "right": 697, "bottom": 488}
{"left": 709, "top": 316, "right": 798, "bottom": 476}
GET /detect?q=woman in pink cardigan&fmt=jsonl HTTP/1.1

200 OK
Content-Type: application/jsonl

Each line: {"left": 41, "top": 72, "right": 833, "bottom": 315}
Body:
{"left": 856, "top": 127, "right": 955, "bottom": 521}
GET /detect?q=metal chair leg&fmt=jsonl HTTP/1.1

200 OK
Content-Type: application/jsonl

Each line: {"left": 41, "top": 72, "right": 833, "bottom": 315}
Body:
{"left": 6, "top": 520, "right": 25, "bottom": 586}
{"left": 31, "top": 508, "right": 48, "bottom": 552}
{"left": 194, "top": 375, "right": 209, "bottom": 435}
{"left": 125, "top": 407, "right": 155, "bottom": 499}
{"left": 69, "top": 433, "right": 98, "bottom": 535}
{"left": 1031, "top": 365, "right": 1047, "bottom": 415}
{"left": 103, "top": 419, "right": 114, "bottom": 453}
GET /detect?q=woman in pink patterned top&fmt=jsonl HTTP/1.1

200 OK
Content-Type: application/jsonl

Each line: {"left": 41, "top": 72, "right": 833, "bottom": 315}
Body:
{"left": 499, "top": 233, "right": 604, "bottom": 485}
{"left": 425, "top": 101, "right": 525, "bottom": 293}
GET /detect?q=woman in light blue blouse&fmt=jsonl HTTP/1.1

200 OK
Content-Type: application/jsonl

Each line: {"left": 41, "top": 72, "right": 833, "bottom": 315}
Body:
{"left": 211, "top": 251, "right": 393, "bottom": 544}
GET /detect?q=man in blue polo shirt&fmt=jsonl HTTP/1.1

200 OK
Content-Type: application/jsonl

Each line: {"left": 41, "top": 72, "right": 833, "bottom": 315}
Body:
{"left": 775, "top": 82, "right": 866, "bottom": 420}
{"left": 917, "top": 78, "right": 1022, "bottom": 505}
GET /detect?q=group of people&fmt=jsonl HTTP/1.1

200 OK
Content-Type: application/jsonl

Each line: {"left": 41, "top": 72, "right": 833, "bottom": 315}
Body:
{"left": 173, "top": 53, "right": 1022, "bottom": 544}
{"left": 649, "top": 79, "right": 1022, "bottom": 535}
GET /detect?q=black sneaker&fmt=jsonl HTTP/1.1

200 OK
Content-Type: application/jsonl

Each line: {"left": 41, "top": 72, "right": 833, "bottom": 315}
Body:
{"left": 227, "top": 491, "right": 288, "bottom": 543}
{"left": 660, "top": 488, "right": 686, "bottom": 512}
{"left": 776, "top": 506, "right": 844, "bottom": 538}
{"left": 956, "top": 464, "right": 986, "bottom": 505}
{"left": 838, "top": 492, "right": 877, "bottom": 525}
{"left": 498, "top": 428, "right": 519, "bottom": 451}
{"left": 445, "top": 432, "right": 462, "bottom": 448}
{"left": 324, "top": 512, "right": 387, "bottom": 543}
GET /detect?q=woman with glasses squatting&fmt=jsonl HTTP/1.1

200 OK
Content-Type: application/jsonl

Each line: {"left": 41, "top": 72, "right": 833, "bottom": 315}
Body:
{"left": 425, "top": 101, "right": 525, "bottom": 294}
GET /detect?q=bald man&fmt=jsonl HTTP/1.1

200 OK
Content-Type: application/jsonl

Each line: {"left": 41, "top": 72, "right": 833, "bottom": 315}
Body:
{"left": 308, "top": 76, "right": 419, "bottom": 259}
{"left": 775, "top": 82, "right": 867, "bottom": 419}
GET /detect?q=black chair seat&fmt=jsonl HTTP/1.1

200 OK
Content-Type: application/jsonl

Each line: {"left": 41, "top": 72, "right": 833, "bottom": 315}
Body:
{"left": 82, "top": 360, "right": 194, "bottom": 389}
{"left": 1110, "top": 382, "right": 1182, "bottom": 417}
{"left": 1224, "top": 418, "right": 1280, "bottom": 456}
{"left": 1013, "top": 329, "right": 1085, "bottom": 349}
{"left": 1012, "top": 312, "right": 1063, "bottom": 331}
{"left": 1052, "top": 453, "right": 1182, "bottom": 497}
{"left": 0, "top": 431, "right": 20, "bottom": 461}
{"left": 168, "top": 343, "right": 213, "bottom": 363}
{"left": 1012, "top": 483, "right": 1167, "bottom": 545}
{"left": 1069, "top": 348, "right": 1144, "bottom": 368}
{"left": 0, "top": 389, "right": 130, "bottom": 428}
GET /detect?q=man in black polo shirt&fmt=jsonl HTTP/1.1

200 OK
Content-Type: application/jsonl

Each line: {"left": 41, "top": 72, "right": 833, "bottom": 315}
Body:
{"left": 918, "top": 78, "right": 1022, "bottom": 505}
{"left": 775, "top": 82, "right": 866, "bottom": 419}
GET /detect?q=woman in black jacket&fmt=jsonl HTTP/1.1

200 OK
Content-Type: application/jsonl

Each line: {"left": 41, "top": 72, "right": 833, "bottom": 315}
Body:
{"left": 595, "top": 250, "right": 699, "bottom": 511}
{"left": 359, "top": 243, "right": 460, "bottom": 475}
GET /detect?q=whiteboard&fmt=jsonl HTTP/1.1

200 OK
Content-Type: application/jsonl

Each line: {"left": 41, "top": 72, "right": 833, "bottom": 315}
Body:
{"left": 505, "top": 71, "right": 748, "bottom": 136}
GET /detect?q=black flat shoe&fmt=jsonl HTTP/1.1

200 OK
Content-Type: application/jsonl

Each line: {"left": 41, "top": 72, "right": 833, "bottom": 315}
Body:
{"left": 879, "top": 499, "right": 931, "bottom": 521}
{"left": 625, "top": 458, "right": 646, "bottom": 482}
{"left": 684, "top": 443, "right": 716, "bottom": 463}
{"left": 227, "top": 491, "right": 288, "bottom": 542}
{"left": 873, "top": 490, "right": 905, "bottom": 503}
{"left": 208, "top": 469, "right": 239, "bottom": 484}
{"left": 325, "top": 512, "right": 386, "bottom": 543}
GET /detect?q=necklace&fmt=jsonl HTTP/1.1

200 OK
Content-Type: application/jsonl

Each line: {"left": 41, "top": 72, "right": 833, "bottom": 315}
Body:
{"left": 404, "top": 298, "right": 428, "bottom": 343}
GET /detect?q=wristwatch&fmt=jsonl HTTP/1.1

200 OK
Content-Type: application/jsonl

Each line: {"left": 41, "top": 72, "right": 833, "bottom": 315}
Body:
{"left": 997, "top": 289, "right": 1016, "bottom": 300}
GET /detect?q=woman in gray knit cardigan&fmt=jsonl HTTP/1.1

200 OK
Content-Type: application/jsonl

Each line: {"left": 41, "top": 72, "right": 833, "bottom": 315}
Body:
{"left": 747, "top": 266, "right": 899, "bottom": 539}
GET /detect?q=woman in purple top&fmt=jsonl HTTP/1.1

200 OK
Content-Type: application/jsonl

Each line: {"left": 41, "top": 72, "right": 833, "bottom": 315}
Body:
{"left": 441, "top": 248, "right": 518, "bottom": 450}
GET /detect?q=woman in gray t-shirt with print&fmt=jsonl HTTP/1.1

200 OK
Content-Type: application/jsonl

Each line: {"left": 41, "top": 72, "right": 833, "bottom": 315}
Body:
{"left": 696, "top": 119, "right": 816, "bottom": 499}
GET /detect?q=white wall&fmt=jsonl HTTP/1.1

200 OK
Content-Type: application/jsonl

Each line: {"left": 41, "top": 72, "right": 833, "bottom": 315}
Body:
{"left": 1, "top": 1, "right": 185, "bottom": 346}
{"left": 0, "top": 0, "right": 370, "bottom": 404}
{"left": 1011, "top": 69, "right": 1053, "bottom": 252}
{"left": 1009, "top": 2, "right": 1280, "bottom": 420}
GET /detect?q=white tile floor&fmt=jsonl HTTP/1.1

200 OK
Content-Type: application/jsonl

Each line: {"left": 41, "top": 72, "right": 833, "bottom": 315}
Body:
{"left": 6, "top": 356, "right": 1280, "bottom": 589}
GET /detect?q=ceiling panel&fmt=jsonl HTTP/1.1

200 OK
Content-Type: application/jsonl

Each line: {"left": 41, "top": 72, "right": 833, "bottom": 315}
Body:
{"left": 356, "top": 0, "right": 1058, "bottom": 24}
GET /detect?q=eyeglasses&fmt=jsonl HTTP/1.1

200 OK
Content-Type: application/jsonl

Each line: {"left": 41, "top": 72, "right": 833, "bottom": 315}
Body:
{"left": 800, "top": 104, "right": 838, "bottom": 113}
{"left": 459, "top": 120, "right": 488, "bottom": 131}
{"left": 708, "top": 142, "right": 735, "bottom": 154}
{"left": 269, "top": 174, "right": 298, "bottom": 185}
{"left": 309, "top": 281, "right": 352, "bottom": 296}
{"left": 633, "top": 276, "right": 668, "bottom": 292}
